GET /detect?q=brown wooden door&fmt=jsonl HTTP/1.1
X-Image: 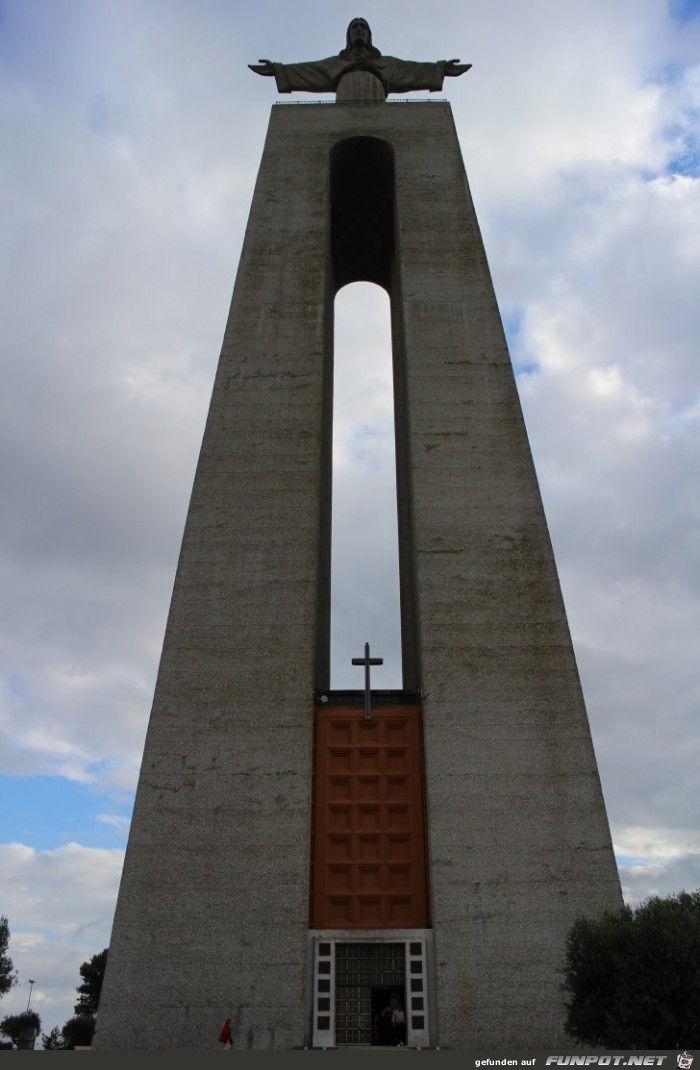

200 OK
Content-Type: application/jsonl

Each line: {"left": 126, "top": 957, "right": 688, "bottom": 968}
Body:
{"left": 311, "top": 704, "right": 429, "bottom": 928}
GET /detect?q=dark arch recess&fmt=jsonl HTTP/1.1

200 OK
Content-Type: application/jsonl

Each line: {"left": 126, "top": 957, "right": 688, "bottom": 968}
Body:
{"left": 330, "top": 136, "right": 395, "bottom": 293}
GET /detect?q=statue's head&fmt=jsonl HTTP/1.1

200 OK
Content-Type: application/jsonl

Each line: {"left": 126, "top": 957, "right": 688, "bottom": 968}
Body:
{"left": 347, "top": 18, "right": 371, "bottom": 49}
{"left": 340, "top": 17, "right": 381, "bottom": 57}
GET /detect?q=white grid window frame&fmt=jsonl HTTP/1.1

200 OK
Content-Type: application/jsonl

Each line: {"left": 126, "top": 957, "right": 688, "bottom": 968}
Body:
{"left": 309, "top": 929, "right": 433, "bottom": 1049}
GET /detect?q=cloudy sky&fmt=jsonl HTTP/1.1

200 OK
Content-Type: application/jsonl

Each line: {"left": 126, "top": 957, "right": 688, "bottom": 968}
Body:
{"left": 1, "top": 0, "right": 699, "bottom": 1038}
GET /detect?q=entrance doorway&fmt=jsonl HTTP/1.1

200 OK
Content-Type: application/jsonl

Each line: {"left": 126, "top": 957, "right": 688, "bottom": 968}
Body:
{"left": 372, "top": 985, "right": 406, "bottom": 1047}
{"left": 334, "top": 943, "right": 405, "bottom": 1046}
{"left": 310, "top": 931, "right": 432, "bottom": 1049}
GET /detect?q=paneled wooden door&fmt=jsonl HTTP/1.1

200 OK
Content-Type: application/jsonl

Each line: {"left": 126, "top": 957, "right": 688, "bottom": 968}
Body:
{"left": 311, "top": 704, "right": 429, "bottom": 928}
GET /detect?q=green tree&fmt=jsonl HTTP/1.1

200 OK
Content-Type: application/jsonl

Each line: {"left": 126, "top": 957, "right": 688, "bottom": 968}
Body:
{"left": 58, "top": 946, "right": 109, "bottom": 1050}
{"left": 0, "top": 1010, "right": 41, "bottom": 1048}
{"left": 563, "top": 888, "right": 700, "bottom": 1048}
{"left": 74, "top": 947, "right": 108, "bottom": 1015}
{"left": 41, "top": 1026, "right": 64, "bottom": 1050}
{"left": 61, "top": 1015, "right": 96, "bottom": 1049}
{"left": 0, "top": 916, "right": 17, "bottom": 998}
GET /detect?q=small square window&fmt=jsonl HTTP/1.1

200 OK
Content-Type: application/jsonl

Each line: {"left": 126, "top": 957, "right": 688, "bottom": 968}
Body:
{"left": 411, "top": 1015, "right": 425, "bottom": 1030}
{"left": 409, "top": 942, "right": 422, "bottom": 955}
{"left": 319, "top": 942, "right": 331, "bottom": 957}
{"left": 411, "top": 997, "right": 424, "bottom": 1011}
{"left": 410, "top": 978, "right": 423, "bottom": 992}
{"left": 410, "top": 961, "right": 422, "bottom": 974}
{"left": 318, "top": 979, "right": 330, "bottom": 993}
{"left": 317, "top": 1016, "right": 330, "bottom": 1030}
{"left": 318, "top": 998, "right": 330, "bottom": 1012}
{"left": 318, "top": 961, "right": 331, "bottom": 974}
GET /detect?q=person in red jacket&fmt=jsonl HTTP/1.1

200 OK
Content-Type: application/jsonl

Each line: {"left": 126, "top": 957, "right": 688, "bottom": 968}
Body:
{"left": 219, "top": 1018, "right": 233, "bottom": 1048}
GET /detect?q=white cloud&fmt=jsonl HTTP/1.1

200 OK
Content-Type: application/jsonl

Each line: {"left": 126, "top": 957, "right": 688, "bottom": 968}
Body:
{"left": 620, "top": 852, "right": 700, "bottom": 908}
{"left": 94, "top": 814, "right": 130, "bottom": 831}
{"left": 0, "top": 844, "right": 123, "bottom": 1032}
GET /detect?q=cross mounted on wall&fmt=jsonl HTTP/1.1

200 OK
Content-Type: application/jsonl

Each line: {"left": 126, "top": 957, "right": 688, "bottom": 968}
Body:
{"left": 351, "top": 642, "right": 384, "bottom": 721}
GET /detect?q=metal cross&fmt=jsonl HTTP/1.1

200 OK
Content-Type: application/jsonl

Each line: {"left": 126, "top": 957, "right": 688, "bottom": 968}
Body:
{"left": 351, "top": 642, "right": 384, "bottom": 721}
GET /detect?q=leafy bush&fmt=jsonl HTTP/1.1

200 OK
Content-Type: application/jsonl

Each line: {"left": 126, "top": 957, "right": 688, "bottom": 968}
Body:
{"left": 61, "top": 1014, "right": 96, "bottom": 1049}
{"left": 0, "top": 1010, "right": 41, "bottom": 1049}
{"left": 563, "top": 889, "right": 700, "bottom": 1047}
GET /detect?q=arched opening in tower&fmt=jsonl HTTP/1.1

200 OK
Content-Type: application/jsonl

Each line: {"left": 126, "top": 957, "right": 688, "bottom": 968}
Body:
{"left": 327, "top": 135, "right": 407, "bottom": 691}
{"left": 331, "top": 282, "right": 402, "bottom": 689}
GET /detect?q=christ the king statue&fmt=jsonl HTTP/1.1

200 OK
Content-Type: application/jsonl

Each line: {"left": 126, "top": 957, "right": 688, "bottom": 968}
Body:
{"left": 249, "top": 17, "right": 471, "bottom": 99}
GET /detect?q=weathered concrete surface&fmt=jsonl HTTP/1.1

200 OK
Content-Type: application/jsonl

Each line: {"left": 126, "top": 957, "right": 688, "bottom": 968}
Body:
{"left": 390, "top": 103, "right": 623, "bottom": 1048}
{"left": 94, "top": 101, "right": 622, "bottom": 1051}
{"left": 93, "top": 104, "right": 335, "bottom": 1051}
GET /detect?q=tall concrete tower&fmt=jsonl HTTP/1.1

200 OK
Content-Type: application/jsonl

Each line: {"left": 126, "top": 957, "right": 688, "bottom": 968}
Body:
{"left": 94, "top": 19, "right": 622, "bottom": 1051}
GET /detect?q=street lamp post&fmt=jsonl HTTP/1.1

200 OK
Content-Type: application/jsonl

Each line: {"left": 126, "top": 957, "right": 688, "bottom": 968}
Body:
{"left": 26, "top": 979, "right": 35, "bottom": 1013}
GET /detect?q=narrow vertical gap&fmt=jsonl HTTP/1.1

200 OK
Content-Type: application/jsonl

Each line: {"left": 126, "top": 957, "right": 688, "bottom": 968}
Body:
{"left": 331, "top": 282, "right": 402, "bottom": 689}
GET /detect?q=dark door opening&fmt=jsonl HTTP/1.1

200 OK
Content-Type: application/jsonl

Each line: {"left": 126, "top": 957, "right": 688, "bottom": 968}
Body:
{"left": 334, "top": 943, "right": 405, "bottom": 1047}
{"left": 371, "top": 985, "right": 406, "bottom": 1046}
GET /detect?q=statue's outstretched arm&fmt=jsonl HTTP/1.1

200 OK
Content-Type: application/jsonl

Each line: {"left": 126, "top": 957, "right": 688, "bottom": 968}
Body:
{"left": 249, "top": 59, "right": 276, "bottom": 76}
{"left": 445, "top": 59, "right": 472, "bottom": 76}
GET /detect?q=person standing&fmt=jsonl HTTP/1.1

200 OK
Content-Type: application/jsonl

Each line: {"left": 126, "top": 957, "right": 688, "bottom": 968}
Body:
{"left": 392, "top": 1003, "right": 406, "bottom": 1047}
{"left": 379, "top": 1004, "right": 394, "bottom": 1046}
{"left": 219, "top": 1017, "right": 233, "bottom": 1048}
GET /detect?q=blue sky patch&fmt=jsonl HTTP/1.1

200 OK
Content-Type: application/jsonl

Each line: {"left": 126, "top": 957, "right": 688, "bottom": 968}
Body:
{"left": 667, "top": 145, "right": 700, "bottom": 177}
{"left": 514, "top": 360, "right": 539, "bottom": 376}
{"left": 616, "top": 854, "right": 654, "bottom": 869}
{"left": 502, "top": 310, "right": 538, "bottom": 376}
{"left": 669, "top": 0, "right": 700, "bottom": 25}
{"left": 502, "top": 309, "right": 523, "bottom": 348}
{"left": 0, "top": 774, "right": 132, "bottom": 850}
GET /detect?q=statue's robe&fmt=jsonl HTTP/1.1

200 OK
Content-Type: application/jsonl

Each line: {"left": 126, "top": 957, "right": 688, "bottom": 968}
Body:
{"left": 270, "top": 50, "right": 449, "bottom": 95}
